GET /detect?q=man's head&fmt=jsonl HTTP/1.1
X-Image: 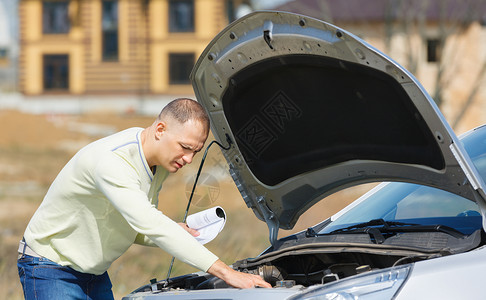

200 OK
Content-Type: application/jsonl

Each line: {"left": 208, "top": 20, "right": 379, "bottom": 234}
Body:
{"left": 157, "top": 98, "right": 210, "bottom": 135}
{"left": 143, "top": 98, "right": 210, "bottom": 172}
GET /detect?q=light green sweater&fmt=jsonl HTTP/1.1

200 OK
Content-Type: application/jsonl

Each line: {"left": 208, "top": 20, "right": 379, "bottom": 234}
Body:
{"left": 24, "top": 128, "right": 218, "bottom": 275}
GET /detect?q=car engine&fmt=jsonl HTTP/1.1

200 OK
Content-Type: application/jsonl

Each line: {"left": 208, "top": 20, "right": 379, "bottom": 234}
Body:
{"left": 135, "top": 229, "right": 483, "bottom": 293}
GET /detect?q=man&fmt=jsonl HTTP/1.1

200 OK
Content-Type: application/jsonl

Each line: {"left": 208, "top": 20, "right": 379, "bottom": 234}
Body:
{"left": 18, "top": 98, "right": 270, "bottom": 299}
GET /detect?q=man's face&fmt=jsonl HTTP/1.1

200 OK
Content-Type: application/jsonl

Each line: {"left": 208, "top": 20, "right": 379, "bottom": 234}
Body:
{"left": 155, "top": 119, "right": 208, "bottom": 173}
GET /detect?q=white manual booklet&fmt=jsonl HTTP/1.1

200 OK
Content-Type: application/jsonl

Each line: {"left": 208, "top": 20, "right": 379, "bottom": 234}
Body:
{"left": 186, "top": 206, "right": 226, "bottom": 245}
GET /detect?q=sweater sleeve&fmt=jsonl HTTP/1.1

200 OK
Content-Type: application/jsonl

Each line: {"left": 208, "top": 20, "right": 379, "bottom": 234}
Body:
{"left": 134, "top": 233, "right": 157, "bottom": 247}
{"left": 93, "top": 152, "right": 218, "bottom": 272}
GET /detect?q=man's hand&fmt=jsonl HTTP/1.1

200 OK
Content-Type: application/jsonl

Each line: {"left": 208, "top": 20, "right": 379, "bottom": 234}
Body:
{"left": 178, "top": 222, "right": 200, "bottom": 237}
{"left": 207, "top": 259, "right": 271, "bottom": 289}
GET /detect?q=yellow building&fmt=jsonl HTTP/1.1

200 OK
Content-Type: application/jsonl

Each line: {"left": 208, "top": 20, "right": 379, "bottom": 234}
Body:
{"left": 19, "top": 0, "right": 230, "bottom": 95}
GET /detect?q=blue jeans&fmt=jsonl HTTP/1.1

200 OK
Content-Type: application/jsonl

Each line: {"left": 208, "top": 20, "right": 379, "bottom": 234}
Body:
{"left": 17, "top": 255, "right": 114, "bottom": 300}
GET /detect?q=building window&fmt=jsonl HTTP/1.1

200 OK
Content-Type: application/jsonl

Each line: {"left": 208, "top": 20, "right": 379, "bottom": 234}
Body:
{"left": 102, "top": 0, "right": 119, "bottom": 61}
{"left": 169, "top": 53, "right": 194, "bottom": 84}
{"left": 169, "top": 0, "right": 194, "bottom": 33}
{"left": 0, "top": 48, "right": 7, "bottom": 59}
{"left": 0, "top": 48, "right": 8, "bottom": 65}
{"left": 427, "top": 39, "right": 442, "bottom": 63}
{"left": 42, "top": 1, "right": 70, "bottom": 34}
{"left": 43, "top": 54, "right": 69, "bottom": 90}
{"left": 226, "top": 0, "right": 236, "bottom": 23}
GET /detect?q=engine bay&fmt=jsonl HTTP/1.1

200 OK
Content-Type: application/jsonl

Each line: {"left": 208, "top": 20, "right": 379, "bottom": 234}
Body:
{"left": 134, "top": 229, "right": 484, "bottom": 293}
{"left": 136, "top": 248, "right": 443, "bottom": 293}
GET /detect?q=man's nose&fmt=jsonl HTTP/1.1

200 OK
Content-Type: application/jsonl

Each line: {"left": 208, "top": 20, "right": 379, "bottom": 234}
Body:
{"left": 182, "top": 152, "right": 195, "bottom": 164}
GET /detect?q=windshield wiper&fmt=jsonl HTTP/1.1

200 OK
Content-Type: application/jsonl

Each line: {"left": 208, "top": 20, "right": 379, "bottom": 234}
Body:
{"left": 306, "top": 219, "right": 416, "bottom": 243}
{"left": 319, "top": 218, "right": 466, "bottom": 242}
{"left": 327, "top": 219, "right": 418, "bottom": 234}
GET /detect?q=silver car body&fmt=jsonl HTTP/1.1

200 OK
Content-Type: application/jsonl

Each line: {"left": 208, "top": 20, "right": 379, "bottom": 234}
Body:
{"left": 123, "top": 11, "right": 486, "bottom": 299}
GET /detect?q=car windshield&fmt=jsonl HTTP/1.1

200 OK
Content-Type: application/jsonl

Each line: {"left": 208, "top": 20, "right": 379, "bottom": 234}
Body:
{"left": 319, "top": 125, "right": 486, "bottom": 236}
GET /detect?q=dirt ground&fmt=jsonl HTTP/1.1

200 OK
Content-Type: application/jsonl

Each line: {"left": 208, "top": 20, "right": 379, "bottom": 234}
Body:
{"left": 0, "top": 110, "right": 370, "bottom": 299}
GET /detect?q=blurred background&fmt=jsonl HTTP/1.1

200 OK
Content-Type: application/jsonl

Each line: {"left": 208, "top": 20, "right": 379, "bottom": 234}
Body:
{"left": 1, "top": 0, "right": 486, "bottom": 298}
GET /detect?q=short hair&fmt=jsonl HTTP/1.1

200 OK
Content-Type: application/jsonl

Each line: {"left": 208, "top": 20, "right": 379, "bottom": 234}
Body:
{"left": 158, "top": 98, "right": 210, "bottom": 133}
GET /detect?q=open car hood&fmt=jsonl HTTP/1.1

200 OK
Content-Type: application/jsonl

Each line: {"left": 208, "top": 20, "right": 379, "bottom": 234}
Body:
{"left": 191, "top": 11, "right": 486, "bottom": 244}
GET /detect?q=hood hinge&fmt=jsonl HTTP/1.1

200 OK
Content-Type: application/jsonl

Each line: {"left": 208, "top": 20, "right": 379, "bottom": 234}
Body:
{"left": 255, "top": 195, "right": 279, "bottom": 246}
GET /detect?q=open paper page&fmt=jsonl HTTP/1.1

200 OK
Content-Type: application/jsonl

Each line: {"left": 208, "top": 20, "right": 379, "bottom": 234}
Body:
{"left": 186, "top": 206, "right": 226, "bottom": 245}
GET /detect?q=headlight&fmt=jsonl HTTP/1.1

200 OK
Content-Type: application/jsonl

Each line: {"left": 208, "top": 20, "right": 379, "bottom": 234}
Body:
{"left": 290, "top": 265, "right": 411, "bottom": 300}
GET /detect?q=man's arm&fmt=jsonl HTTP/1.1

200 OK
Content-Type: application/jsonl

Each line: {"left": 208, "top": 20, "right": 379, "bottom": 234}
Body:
{"left": 94, "top": 154, "right": 219, "bottom": 272}
{"left": 95, "top": 154, "right": 265, "bottom": 285}
{"left": 207, "top": 260, "right": 272, "bottom": 289}
{"left": 134, "top": 233, "right": 157, "bottom": 247}
{"left": 135, "top": 223, "right": 198, "bottom": 247}
{"left": 178, "top": 224, "right": 270, "bottom": 289}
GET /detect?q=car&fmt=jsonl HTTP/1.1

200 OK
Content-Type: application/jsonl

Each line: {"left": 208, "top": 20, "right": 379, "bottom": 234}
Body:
{"left": 123, "top": 10, "right": 486, "bottom": 299}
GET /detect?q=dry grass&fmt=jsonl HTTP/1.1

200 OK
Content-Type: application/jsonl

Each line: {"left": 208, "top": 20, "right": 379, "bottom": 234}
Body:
{"left": 0, "top": 110, "right": 368, "bottom": 299}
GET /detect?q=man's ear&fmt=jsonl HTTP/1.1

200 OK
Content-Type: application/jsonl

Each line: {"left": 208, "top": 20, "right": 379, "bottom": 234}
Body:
{"left": 155, "top": 121, "right": 167, "bottom": 139}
